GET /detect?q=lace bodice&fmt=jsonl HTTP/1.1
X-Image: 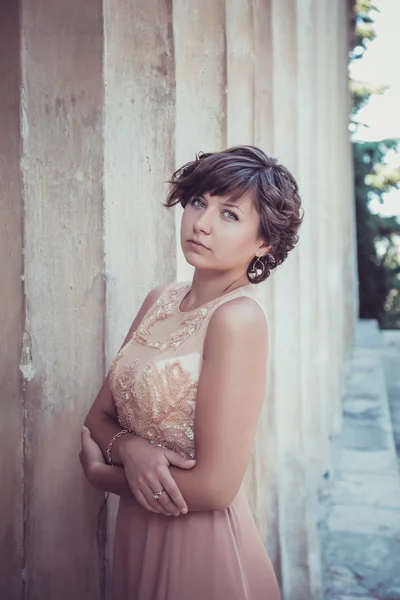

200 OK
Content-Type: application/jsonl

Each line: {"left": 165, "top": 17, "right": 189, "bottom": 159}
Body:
{"left": 109, "top": 282, "right": 266, "bottom": 459}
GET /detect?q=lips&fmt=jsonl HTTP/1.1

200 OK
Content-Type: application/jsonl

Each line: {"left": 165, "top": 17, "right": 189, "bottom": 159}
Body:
{"left": 188, "top": 239, "right": 209, "bottom": 250}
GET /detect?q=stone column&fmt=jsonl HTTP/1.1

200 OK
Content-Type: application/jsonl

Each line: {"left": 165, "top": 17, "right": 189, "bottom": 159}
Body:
{"left": 296, "top": 0, "right": 323, "bottom": 597}
{"left": 19, "top": 2, "right": 105, "bottom": 598}
{"left": 173, "top": 0, "right": 227, "bottom": 281}
{"left": 225, "top": 0, "right": 254, "bottom": 146}
{"left": 249, "top": 0, "right": 281, "bottom": 568}
{"left": 103, "top": 0, "right": 176, "bottom": 353}
{"left": 315, "top": 0, "right": 335, "bottom": 478}
{"left": 102, "top": 1, "right": 177, "bottom": 592}
{"left": 270, "top": 1, "right": 315, "bottom": 598}
{"left": 0, "top": 3, "right": 24, "bottom": 598}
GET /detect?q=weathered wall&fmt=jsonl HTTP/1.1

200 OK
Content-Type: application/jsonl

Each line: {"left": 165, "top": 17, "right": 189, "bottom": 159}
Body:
{"left": 19, "top": 1, "right": 105, "bottom": 598}
{"left": 0, "top": 0, "right": 356, "bottom": 598}
{"left": 0, "top": 3, "right": 24, "bottom": 599}
{"left": 174, "top": 0, "right": 227, "bottom": 280}
{"left": 102, "top": 0, "right": 177, "bottom": 592}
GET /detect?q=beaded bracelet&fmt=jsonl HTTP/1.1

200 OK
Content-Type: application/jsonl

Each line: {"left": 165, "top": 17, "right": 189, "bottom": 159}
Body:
{"left": 106, "top": 429, "right": 131, "bottom": 465}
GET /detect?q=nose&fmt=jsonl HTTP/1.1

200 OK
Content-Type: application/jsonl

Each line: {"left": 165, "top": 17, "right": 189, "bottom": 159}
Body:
{"left": 193, "top": 208, "right": 212, "bottom": 235}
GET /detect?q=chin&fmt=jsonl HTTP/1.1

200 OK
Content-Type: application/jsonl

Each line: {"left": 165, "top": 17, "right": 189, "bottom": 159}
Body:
{"left": 182, "top": 250, "right": 200, "bottom": 268}
{"left": 181, "top": 248, "right": 209, "bottom": 269}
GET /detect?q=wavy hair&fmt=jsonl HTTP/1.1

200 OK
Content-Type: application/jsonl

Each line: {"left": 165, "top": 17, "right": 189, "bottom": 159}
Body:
{"left": 165, "top": 145, "right": 303, "bottom": 283}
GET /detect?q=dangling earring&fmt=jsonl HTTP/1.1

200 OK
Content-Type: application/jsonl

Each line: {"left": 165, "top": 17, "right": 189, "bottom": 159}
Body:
{"left": 248, "top": 256, "right": 265, "bottom": 280}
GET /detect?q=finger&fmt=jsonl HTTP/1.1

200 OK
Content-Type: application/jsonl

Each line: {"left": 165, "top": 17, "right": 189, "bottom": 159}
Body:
{"left": 164, "top": 450, "right": 196, "bottom": 469}
{"left": 141, "top": 486, "right": 174, "bottom": 517}
{"left": 158, "top": 472, "right": 188, "bottom": 514}
{"left": 147, "top": 474, "right": 182, "bottom": 516}
{"left": 81, "top": 429, "right": 91, "bottom": 446}
{"left": 134, "top": 490, "right": 161, "bottom": 514}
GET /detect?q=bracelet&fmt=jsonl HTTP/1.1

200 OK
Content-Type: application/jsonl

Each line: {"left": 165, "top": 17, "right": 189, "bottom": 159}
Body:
{"left": 106, "top": 429, "right": 131, "bottom": 465}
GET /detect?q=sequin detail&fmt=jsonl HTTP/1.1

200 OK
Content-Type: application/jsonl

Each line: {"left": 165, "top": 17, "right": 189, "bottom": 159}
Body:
{"left": 109, "top": 346, "right": 139, "bottom": 431}
{"left": 131, "top": 283, "right": 222, "bottom": 353}
{"left": 110, "top": 356, "right": 197, "bottom": 459}
{"left": 136, "top": 361, "right": 197, "bottom": 458}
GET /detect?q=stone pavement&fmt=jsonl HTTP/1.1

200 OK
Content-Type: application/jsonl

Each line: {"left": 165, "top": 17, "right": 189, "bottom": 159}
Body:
{"left": 381, "top": 330, "right": 400, "bottom": 472}
{"left": 320, "top": 320, "right": 400, "bottom": 600}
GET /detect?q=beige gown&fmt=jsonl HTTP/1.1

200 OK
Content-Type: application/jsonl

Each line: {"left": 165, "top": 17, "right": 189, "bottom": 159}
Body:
{"left": 109, "top": 282, "right": 280, "bottom": 600}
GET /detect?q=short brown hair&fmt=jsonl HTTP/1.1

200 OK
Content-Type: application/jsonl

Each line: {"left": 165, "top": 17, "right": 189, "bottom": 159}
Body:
{"left": 165, "top": 145, "right": 303, "bottom": 282}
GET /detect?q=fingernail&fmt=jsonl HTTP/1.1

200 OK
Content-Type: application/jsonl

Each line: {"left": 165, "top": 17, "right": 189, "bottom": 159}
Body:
{"left": 181, "top": 508, "right": 188, "bottom": 515}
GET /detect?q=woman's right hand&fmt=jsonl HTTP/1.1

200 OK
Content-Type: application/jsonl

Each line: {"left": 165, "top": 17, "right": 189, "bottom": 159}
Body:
{"left": 116, "top": 435, "right": 196, "bottom": 517}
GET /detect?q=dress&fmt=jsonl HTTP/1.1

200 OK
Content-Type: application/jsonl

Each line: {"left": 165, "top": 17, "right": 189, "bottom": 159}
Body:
{"left": 109, "top": 282, "right": 280, "bottom": 600}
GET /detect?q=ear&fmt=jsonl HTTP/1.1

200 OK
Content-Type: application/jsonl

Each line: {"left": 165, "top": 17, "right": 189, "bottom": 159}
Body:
{"left": 257, "top": 242, "right": 272, "bottom": 257}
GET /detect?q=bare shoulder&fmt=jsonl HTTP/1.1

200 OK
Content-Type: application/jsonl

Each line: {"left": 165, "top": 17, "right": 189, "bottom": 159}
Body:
{"left": 210, "top": 295, "right": 267, "bottom": 332}
{"left": 205, "top": 296, "right": 268, "bottom": 353}
{"left": 143, "top": 282, "right": 171, "bottom": 309}
{"left": 125, "top": 283, "right": 172, "bottom": 339}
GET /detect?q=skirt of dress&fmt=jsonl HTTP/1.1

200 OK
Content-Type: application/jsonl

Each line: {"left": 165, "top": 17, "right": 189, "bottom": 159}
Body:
{"left": 111, "top": 489, "right": 281, "bottom": 600}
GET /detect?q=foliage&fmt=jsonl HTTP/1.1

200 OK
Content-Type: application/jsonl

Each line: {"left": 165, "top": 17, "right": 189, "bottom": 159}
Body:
{"left": 354, "top": 141, "right": 400, "bottom": 326}
{"left": 350, "top": 1, "right": 400, "bottom": 328}
{"left": 350, "top": 0, "right": 378, "bottom": 60}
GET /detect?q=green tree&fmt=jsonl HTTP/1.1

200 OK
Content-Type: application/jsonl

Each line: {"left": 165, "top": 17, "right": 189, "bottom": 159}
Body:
{"left": 350, "top": 1, "right": 400, "bottom": 328}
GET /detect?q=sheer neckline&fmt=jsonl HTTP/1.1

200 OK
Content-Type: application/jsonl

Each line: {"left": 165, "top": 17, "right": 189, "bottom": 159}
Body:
{"left": 177, "top": 282, "right": 253, "bottom": 315}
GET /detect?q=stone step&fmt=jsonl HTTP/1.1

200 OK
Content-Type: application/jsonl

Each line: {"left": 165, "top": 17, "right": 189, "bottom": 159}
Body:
{"left": 381, "top": 329, "right": 400, "bottom": 471}
{"left": 320, "top": 320, "right": 400, "bottom": 600}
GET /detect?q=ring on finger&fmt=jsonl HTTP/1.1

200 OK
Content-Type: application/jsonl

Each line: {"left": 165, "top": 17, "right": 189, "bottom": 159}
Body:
{"left": 152, "top": 489, "right": 164, "bottom": 501}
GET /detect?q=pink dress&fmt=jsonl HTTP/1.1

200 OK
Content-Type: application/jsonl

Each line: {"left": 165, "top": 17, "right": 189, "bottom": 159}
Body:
{"left": 109, "top": 282, "right": 280, "bottom": 600}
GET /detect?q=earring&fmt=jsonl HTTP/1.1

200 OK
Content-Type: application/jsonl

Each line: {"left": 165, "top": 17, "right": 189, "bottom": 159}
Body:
{"left": 248, "top": 256, "right": 265, "bottom": 280}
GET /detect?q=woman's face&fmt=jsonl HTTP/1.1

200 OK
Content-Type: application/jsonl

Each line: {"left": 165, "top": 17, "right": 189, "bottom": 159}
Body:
{"left": 180, "top": 190, "right": 268, "bottom": 274}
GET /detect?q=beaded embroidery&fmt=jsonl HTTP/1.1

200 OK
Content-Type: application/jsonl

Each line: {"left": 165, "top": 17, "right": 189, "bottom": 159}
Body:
{"left": 131, "top": 283, "right": 223, "bottom": 353}
{"left": 109, "top": 347, "right": 139, "bottom": 431}
{"left": 136, "top": 360, "right": 197, "bottom": 458}
{"left": 110, "top": 356, "right": 197, "bottom": 459}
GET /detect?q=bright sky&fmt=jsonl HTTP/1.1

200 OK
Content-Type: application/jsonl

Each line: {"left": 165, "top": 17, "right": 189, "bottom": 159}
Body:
{"left": 350, "top": 0, "right": 400, "bottom": 217}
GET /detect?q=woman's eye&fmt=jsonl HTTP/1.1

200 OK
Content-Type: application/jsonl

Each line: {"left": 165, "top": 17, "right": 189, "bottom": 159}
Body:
{"left": 223, "top": 210, "right": 238, "bottom": 221}
{"left": 191, "top": 197, "right": 205, "bottom": 208}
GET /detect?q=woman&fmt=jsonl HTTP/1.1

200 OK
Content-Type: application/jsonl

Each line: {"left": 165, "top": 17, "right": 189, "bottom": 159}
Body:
{"left": 80, "top": 145, "right": 302, "bottom": 599}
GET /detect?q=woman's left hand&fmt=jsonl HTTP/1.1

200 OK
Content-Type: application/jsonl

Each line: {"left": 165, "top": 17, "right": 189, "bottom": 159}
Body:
{"left": 79, "top": 425, "right": 105, "bottom": 482}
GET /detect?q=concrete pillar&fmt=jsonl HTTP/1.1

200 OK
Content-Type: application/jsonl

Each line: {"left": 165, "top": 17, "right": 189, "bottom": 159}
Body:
{"left": 337, "top": 0, "right": 357, "bottom": 382}
{"left": 270, "top": 1, "right": 315, "bottom": 598}
{"left": 173, "top": 0, "right": 227, "bottom": 281}
{"left": 296, "top": 0, "right": 323, "bottom": 596}
{"left": 315, "top": 0, "right": 335, "bottom": 477}
{"left": 103, "top": 0, "right": 176, "bottom": 354}
{"left": 102, "top": 1, "right": 177, "bottom": 592}
{"left": 253, "top": 0, "right": 274, "bottom": 154}
{"left": 0, "top": 3, "right": 24, "bottom": 598}
{"left": 226, "top": 0, "right": 254, "bottom": 146}
{"left": 247, "top": 0, "right": 281, "bottom": 571}
{"left": 340, "top": 0, "right": 358, "bottom": 349}
{"left": 328, "top": 0, "right": 344, "bottom": 436}
{"left": 19, "top": 2, "right": 105, "bottom": 598}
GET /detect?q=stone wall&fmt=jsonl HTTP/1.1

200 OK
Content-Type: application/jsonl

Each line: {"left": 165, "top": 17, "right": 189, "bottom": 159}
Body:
{"left": 0, "top": 1, "right": 356, "bottom": 599}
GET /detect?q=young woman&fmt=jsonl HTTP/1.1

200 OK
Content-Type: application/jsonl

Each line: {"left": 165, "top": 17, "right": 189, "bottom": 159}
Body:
{"left": 80, "top": 145, "right": 302, "bottom": 600}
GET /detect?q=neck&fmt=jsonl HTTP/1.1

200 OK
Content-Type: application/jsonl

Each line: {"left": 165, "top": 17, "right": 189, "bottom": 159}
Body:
{"left": 183, "top": 269, "right": 249, "bottom": 311}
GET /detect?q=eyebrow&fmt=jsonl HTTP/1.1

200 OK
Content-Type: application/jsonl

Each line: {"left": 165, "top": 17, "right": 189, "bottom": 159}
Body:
{"left": 198, "top": 194, "right": 245, "bottom": 214}
{"left": 221, "top": 201, "right": 245, "bottom": 214}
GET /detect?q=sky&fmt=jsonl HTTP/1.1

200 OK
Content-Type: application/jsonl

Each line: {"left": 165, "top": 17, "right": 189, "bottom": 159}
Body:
{"left": 350, "top": 0, "right": 400, "bottom": 217}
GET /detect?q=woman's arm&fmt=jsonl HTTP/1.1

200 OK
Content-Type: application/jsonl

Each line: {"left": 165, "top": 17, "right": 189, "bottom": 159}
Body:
{"left": 84, "top": 284, "right": 168, "bottom": 462}
{"left": 80, "top": 426, "right": 195, "bottom": 515}
{"left": 82, "top": 283, "right": 195, "bottom": 516}
{"left": 80, "top": 426, "right": 132, "bottom": 496}
{"left": 169, "top": 296, "right": 269, "bottom": 512}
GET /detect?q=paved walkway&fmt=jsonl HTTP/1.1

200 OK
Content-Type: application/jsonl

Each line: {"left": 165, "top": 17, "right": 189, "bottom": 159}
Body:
{"left": 320, "top": 320, "right": 400, "bottom": 600}
{"left": 381, "top": 330, "right": 400, "bottom": 472}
